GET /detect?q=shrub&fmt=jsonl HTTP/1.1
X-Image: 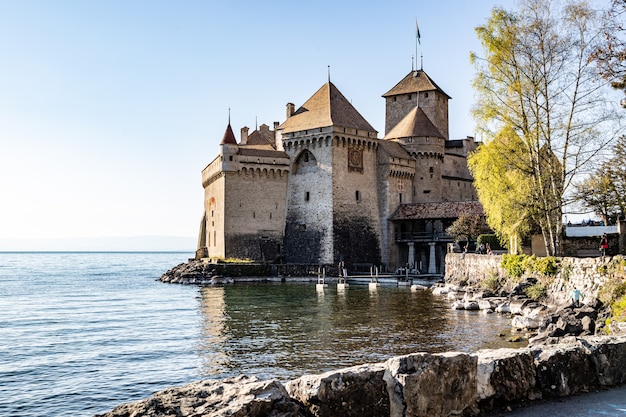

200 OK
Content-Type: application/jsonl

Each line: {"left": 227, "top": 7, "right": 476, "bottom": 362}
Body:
{"left": 501, "top": 254, "right": 526, "bottom": 278}
{"left": 525, "top": 282, "right": 547, "bottom": 301}
{"left": 534, "top": 256, "right": 559, "bottom": 276}
{"left": 481, "top": 270, "right": 501, "bottom": 292}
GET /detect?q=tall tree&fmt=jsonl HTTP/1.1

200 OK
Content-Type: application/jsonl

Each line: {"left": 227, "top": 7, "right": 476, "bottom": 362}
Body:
{"left": 593, "top": 0, "right": 626, "bottom": 105}
{"left": 468, "top": 127, "right": 533, "bottom": 254}
{"left": 572, "top": 167, "right": 620, "bottom": 224}
{"left": 471, "top": 0, "right": 620, "bottom": 255}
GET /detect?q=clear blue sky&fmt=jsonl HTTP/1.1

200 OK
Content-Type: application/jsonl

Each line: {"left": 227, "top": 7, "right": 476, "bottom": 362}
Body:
{"left": 0, "top": 0, "right": 535, "bottom": 250}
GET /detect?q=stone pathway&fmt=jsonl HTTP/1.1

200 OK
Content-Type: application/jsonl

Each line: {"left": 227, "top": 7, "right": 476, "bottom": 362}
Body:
{"left": 485, "top": 385, "right": 626, "bottom": 416}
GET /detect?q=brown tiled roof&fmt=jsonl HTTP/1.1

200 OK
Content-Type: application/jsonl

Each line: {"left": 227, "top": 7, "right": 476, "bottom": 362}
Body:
{"left": 384, "top": 107, "right": 444, "bottom": 139}
{"left": 377, "top": 140, "right": 412, "bottom": 159}
{"left": 279, "top": 82, "right": 377, "bottom": 134}
{"left": 383, "top": 70, "right": 451, "bottom": 99}
{"left": 390, "top": 201, "right": 483, "bottom": 220}
{"left": 247, "top": 124, "right": 275, "bottom": 147}
{"left": 220, "top": 124, "right": 237, "bottom": 145}
{"left": 238, "top": 146, "right": 288, "bottom": 159}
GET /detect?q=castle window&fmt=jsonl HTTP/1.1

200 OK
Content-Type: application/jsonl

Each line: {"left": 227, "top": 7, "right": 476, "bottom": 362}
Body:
{"left": 429, "top": 167, "right": 434, "bottom": 173}
{"left": 229, "top": 156, "right": 233, "bottom": 161}
{"left": 253, "top": 212, "right": 256, "bottom": 218}
{"left": 305, "top": 191, "right": 310, "bottom": 201}
{"left": 399, "top": 193, "right": 402, "bottom": 203}
{"left": 425, "top": 92, "right": 429, "bottom": 97}
{"left": 413, "top": 186, "right": 416, "bottom": 196}
{"left": 304, "top": 152, "right": 309, "bottom": 162}
{"left": 355, "top": 190, "right": 361, "bottom": 201}
{"left": 424, "top": 190, "right": 431, "bottom": 194}
{"left": 270, "top": 213, "right": 272, "bottom": 219}
{"left": 213, "top": 231, "right": 216, "bottom": 246}
{"left": 408, "top": 94, "right": 412, "bottom": 100}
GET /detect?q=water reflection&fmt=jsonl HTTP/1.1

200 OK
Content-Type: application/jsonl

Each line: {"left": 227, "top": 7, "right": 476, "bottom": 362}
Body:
{"left": 197, "top": 283, "right": 519, "bottom": 381}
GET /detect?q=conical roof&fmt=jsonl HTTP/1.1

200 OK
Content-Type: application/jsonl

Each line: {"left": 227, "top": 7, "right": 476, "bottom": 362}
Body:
{"left": 384, "top": 107, "right": 444, "bottom": 139}
{"left": 220, "top": 123, "right": 237, "bottom": 145}
{"left": 383, "top": 69, "right": 451, "bottom": 99}
{"left": 279, "top": 82, "right": 376, "bottom": 134}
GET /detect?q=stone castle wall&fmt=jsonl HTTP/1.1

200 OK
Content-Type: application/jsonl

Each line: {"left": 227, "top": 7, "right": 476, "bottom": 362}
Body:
{"left": 332, "top": 137, "right": 382, "bottom": 265}
{"left": 284, "top": 137, "right": 334, "bottom": 263}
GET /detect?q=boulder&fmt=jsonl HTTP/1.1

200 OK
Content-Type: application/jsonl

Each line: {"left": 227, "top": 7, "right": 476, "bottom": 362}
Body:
{"left": 511, "top": 315, "right": 542, "bottom": 330}
{"left": 285, "top": 363, "right": 389, "bottom": 417}
{"left": 474, "top": 348, "right": 537, "bottom": 410}
{"left": 464, "top": 300, "right": 480, "bottom": 310}
{"left": 94, "top": 376, "right": 305, "bottom": 417}
{"left": 385, "top": 352, "right": 477, "bottom": 417}
{"left": 533, "top": 342, "right": 597, "bottom": 397}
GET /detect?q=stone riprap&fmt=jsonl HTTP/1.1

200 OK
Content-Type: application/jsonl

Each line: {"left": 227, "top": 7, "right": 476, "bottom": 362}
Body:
{"left": 95, "top": 335, "right": 626, "bottom": 417}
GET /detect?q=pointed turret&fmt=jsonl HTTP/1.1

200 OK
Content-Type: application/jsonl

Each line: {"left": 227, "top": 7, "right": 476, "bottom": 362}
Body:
{"left": 220, "top": 123, "right": 237, "bottom": 145}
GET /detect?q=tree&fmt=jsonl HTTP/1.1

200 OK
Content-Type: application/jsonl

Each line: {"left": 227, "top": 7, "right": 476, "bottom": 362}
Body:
{"left": 468, "top": 127, "right": 534, "bottom": 254}
{"left": 574, "top": 135, "right": 626, "bottom": 221}
{"left": 446, "top": 215, "right": 489, "bottom": 247}
{"left": 593, "top": 0, "right": 626, "bottom": 106}
{"left": 572, "top": 167, "right": 620, "bottom": 224}
{"left": 471, "top": 0, "right": 621, "bottom": 256}
{"left": 606, "top": 135, "right": 626, "bottom": 217}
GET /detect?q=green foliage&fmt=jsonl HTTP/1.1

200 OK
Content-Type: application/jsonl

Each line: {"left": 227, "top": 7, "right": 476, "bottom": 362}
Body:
{"left": 481, "top": 269, "right": 502, "bottom": 292}
{"left": 477, "top": 234, "right": 503, "bottom": 250}
{"left": 501, "top": 254, "right": 526, "bottom": 278}
{"left": 525, "top": 283, "right": 547, "bottom": 301}
{"left": 611, "top": 295, "right": 626, "bottom": 323}
{"left": 446, "top": 215, "right": 489, "bottom": 243}
{"left": 534, "top": 256, "right": 560, "bottom": 276}
{"left": 468, "top": 128, "right": 532, "bottom": 254}
{"left": 501, "top": 254, "right": 560, "bottom": 279}
{"left": 472, "top": 1, "right": 612, "bottom": 256}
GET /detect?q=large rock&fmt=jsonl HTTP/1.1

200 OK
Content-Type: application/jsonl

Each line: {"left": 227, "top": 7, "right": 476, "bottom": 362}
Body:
{"left": 385, "top": 352, "right": 476, "bottom": 417}
{"left": 94, "top": 376, "right": 305, "bottom": 417}
{"left": 533, "top": 342, "right": 598, "bottom": 397}
{"left": 285, "top": 363, "right": 389, "bottom": 417}
{"left": 474, "top": 348, "right": 537, "bottom": 410}
{"left": 583, "top": 336, "right": 626, "bottom": 386}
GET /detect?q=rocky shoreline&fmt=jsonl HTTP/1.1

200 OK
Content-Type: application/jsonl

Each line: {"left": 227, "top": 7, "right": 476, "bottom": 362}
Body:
{"left": 94, "top": 254, "right": 626, "bottom": 417}
{"left": 95, "top": 334, "right": 626, "bottom": 417}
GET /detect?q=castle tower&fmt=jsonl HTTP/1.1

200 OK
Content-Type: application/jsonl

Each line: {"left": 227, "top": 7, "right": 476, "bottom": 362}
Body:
{"left": 199, "top": 122, "right": 290, "bottom": 261}
{"left": 277, "top": 81, "right": 381, "bottom": 265}
{"left": 384, "top": 107, "right": 445, "bottom": 202}
{"left": 382, "top": 70, "right": 450, "bottom": 139}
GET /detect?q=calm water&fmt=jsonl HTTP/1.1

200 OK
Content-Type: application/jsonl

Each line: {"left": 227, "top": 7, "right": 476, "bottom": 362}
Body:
{"left": 0, "top": 252, "right": 518, "bottom": 417}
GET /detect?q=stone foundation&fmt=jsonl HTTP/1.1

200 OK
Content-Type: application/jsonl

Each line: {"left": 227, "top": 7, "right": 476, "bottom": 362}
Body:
{"left": 96, "top": 335, "right": 626, "bottom": 417}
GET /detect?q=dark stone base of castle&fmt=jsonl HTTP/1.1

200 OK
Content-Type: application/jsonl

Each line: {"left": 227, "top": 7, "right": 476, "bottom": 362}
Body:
{"left": 159, "top": 260, "right": 336, "bottom": 285}
{"left": 95, "top": 335, "right": 626, "bottom": 417}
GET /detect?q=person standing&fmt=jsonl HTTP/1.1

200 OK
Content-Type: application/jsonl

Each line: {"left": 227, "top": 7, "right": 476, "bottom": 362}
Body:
{"left": 600, "top": 233, "right": 609, "bottom": 257}
{"left": 571, "top": 287, "right": 582, "bottom": 307}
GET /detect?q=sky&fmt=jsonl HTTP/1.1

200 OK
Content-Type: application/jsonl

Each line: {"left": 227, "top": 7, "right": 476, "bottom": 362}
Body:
{"left": 0, "top": 0, "right": 556, "bottom": 251}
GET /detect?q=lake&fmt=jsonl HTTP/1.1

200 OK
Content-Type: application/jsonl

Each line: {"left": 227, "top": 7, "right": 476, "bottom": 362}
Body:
{"left": 0, "top": 252, "right": 518, "bottom": 417}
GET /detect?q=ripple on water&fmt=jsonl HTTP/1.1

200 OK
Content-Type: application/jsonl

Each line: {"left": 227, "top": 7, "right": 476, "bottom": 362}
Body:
{"left": 0, "top": 253, "right": 520, "bottom": 417}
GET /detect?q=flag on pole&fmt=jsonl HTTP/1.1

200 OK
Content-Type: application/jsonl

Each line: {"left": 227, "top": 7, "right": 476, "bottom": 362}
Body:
{"left": 416, "top": 18, "right": 421, "bottom": 45}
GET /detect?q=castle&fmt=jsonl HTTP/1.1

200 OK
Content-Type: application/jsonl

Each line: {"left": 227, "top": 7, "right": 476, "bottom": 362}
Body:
{"left": 196, "top": 69, "right": 482, "bottom": 273}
